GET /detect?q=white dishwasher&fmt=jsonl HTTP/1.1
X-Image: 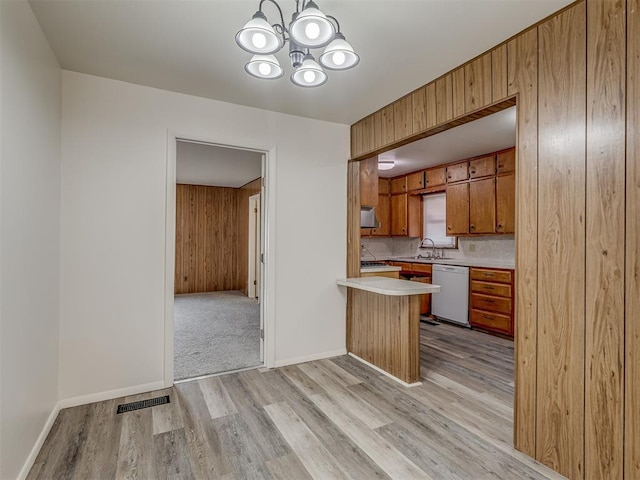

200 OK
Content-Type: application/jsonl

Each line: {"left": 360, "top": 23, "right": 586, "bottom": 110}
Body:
{"left": 432, "top": 264, "right": 470, "bottom": 326}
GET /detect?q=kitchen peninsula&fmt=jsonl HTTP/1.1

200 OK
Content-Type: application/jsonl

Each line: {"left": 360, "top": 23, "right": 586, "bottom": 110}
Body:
{"left": 337, "top": 276, "right": 440, "bottom": 386}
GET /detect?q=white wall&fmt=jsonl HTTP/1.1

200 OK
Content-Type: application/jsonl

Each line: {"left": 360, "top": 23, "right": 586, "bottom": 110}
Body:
{"left": 60, "top": 71, "right": 349, "bottom": 400}
{"left": 0, "top": 1, "right": 62, "bottom": 478}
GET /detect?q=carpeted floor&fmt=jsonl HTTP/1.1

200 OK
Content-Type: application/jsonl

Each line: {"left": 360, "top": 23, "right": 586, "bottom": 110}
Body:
{"left": 174, "top": 290, "right": 261, "bottom": 380}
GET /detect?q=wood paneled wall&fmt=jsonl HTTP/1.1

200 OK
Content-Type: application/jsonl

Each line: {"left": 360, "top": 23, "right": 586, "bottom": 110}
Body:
{"left": 175, "top": 179, "right": 261, "bottom": 295}
{"left": 347, "top": 1, "right": 640, "bottom": 478}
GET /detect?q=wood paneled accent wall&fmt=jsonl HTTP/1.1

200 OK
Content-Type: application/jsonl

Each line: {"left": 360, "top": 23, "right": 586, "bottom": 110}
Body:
{"left": 175, "top": 179, "right": 261, "bottom": 295}
{"left": 347, "top": 1, "right": 639, "bottom": 478}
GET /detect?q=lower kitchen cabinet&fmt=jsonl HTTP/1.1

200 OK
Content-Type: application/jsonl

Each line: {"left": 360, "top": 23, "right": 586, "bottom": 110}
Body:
{"left": 469, "top": 267, "right": 514, "bottom": 336}
{"left": 411, "top": 276, "right": 432, "bottom": 315}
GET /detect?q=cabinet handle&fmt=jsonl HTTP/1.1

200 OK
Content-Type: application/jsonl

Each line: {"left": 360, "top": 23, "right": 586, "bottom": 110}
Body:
{"left": 482, "top": 314, "right": 493, "bottom": 320}
{"left": 484, "top": 286, "right": 495, "bottom": 290}
{"left": 498, "top": 164, "right": 504, "bottom": 168}
{"left": 447, "top": 226, "right": 452, "bottom": 230}
{"left": 483, "top": 273, "right": 494, "bottom": 277}
{"left": 470, "top": 225, "right": 476, "bottom": 231}
{"left": 470, "top": 169, "right": 476, "bottom": 174}
{"left": 484, "top": 299, "right": 496, "bottom": 304}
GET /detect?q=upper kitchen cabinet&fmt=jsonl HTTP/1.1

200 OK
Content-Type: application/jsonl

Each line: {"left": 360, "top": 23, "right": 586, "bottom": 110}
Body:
{"left": 496, "top": 173, "right": 515, "bottom": 233}
{"left": 465, "top": 53, "right": 492, "bottom": 113}
{"left": 446, "top": 182, "right": 469, "bottom": 235}
{"left": 359, "top": 157, "right": 378, "bottom": 207}
{"left": 446, "top": 162, "right": 469, "bottom": 183}
{"left": 425, "top": 166, "right": 447, "bottom": 188}
{"left": 496, "top": 147, "right": 515, "bottom": 174}
{"left": 469, "top": 178, "right": 496, "bottom": 234}
{"left": 361, "top": 178, "right": 391, "bottom": 238}
{"left": 469, "top": 155, "right": 496, "bottom": 179}
{"left": 407, "top": 171, "right": 425, "bottom": 191}
{"left": 391, "top": 193, "right": 422, "bottom": 237}
{"left": 390, "top": 176, "right": 408, "bottom": 194}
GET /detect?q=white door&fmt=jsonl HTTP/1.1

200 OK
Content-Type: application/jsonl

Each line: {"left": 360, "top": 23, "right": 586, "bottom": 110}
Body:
{"left": 248, "top": 193, "right": 263, "bottom": 360}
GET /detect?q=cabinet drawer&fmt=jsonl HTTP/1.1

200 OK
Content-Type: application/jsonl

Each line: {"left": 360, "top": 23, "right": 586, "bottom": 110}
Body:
{"left": 360, "top": 271, "right": 400, "bottom": 279}
{"left": 471, "top": 280, "right": 511, "bottom": 297}
{"left": 470, "top": 268, "right": 512, "bottom": 284}
{"left": 410, "top": 263, "right": 432, "bottom": 274}
{"left": 390, "top": 261, "right": 412, "bottom": 271}
{"left": 470, "top": 309, "right": 512, "bottom": 334}
{"left": 471, "top": 293, "right": 512, "bottom": 314}
{"left": 407, "top": 171, "right": 425, "bottom": 191}
{"left": 391, "top": 177, "right": 408, "bottom": 194}
{"left": 496, "top": 149, "right": 515, "bottom": 174}
{"left": 469, "top": 155, "right": 495, "bottom": 178}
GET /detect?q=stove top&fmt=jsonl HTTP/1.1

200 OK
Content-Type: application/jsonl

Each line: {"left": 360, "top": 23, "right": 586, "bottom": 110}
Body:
{"left": 360, "top": 261, "right": 388, "bottom": 267}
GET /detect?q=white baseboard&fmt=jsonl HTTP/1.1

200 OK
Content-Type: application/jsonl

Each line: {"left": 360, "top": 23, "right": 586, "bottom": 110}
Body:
{"left": 274, "top": 348, "right": 347, "bottom": 368}
{"left": 58, "top": 380, "right": 167, "bottom": 409}
{"left": 17, "top": 402, "right": 61, "bottom": 480}
{"left": 348, "top": 353, "right": 422, "bottom": 387}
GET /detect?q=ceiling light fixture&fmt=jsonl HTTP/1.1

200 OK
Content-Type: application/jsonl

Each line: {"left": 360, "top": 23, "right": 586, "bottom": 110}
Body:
{"left": 378, "top": 160, "right": 395, "bottom": 171}
{"left": 236, "top": 0, "right": 359, "bottom": 87}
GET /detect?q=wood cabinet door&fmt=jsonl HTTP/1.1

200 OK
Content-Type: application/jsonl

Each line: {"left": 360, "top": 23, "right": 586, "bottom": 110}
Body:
{"left": 359, "top": 157, "right": 378, "bottom": 207}
{"left": 407, "top": 171, "right": 425, "bottom": 191}
{"left": 496, "top": 173, "right": 515, "bottom": 233}
{"left": 496, "top": 148, "right": 515, "bottom": 174}
{"left": 446, "top": 162, "right": 469, "bottom": 183}
{"left": 425, "top": 166, "right": 446, "bottom": 187}
{"left": 391, "top": 194, "right": 408, "bottom": 236}
{"left": 378, "top": 177, "right": 390, "bottom": 195}
{"left": 407, "top": 194, "right": 423, "bottom": 237}
{"left": 446, "top": 183, "right": 469, "bottom": 235}
{"left": 390, "top": 176, "right": 408, "bottom": 194}
{"left": 469, "top": 178, "right": 496, "bottom": 234}
{"left": 372, "top": 194, "right": 390, "bottom": 236}
{"left": 469, "top": 155, "right": 496, "bottom": 179}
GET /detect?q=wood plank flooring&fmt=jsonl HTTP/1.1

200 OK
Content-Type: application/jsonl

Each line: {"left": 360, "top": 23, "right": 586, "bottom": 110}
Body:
{"left": 28, "top": 324, "right": 567, "bottom": 480}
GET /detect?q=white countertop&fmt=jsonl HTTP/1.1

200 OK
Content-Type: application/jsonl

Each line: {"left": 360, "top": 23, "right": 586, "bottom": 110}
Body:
{"left": 337, "top": 277, "right": 441, "bottom": 296}
{"left": 360, "top": 265, "right": 402, "bottom": 273}
{"left": 378, "top": 257, "right": 515, "bottom": 270}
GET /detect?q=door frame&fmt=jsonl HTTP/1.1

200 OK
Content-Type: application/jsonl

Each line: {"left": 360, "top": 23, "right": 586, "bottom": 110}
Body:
{"left": 248, "top": 193, "right": 261, "bottom": 300}
{"left": 163, "top": 132, "right": 276, "bottom": 387}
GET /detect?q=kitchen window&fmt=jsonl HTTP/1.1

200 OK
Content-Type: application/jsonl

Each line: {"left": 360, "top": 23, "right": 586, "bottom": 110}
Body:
{"left": 423, "top": 192, "right": 456, "bottom": 248}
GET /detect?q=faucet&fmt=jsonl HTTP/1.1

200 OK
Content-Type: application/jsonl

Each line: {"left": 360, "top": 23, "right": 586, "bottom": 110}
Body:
{"left": 419, "top": 237, "right": 436, "bottom": 259}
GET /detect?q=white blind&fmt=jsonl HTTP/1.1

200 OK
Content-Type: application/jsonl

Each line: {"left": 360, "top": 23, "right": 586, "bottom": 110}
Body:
{"left": 423, "top": 192, "right": 455, "bottom": 247}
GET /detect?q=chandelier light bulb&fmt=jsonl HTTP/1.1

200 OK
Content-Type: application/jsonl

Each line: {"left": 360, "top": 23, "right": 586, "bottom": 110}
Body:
{"left": 258, "top": 62, "right": 272, "bottom": 76}
{"left": 332, "top": 51, "right": 346, "bottom": 66}
{"left": 303, "top": 70, "right": 316, "bottom": 83}
{"left": 252, "top": 32, "right": 267, "bottom": 49}
{"left": 305, "top": 22, "right": 320, "bottom": 40}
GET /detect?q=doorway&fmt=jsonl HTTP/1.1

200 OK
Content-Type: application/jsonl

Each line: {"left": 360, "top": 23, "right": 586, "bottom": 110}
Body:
{"left": 171, "top": 140, "right": 266, "bottom": 381}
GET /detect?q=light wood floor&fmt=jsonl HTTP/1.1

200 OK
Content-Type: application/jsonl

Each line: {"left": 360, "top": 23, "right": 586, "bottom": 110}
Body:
{"left": 28, "top": 323, "right": 566, "bottom": 480}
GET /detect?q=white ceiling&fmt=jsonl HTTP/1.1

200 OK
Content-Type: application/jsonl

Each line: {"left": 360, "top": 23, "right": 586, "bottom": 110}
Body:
{"left": 378, "top": 106, "right": 516, "bottom": 177}
{"left": 176, "top": 141, "right": 262, "bottom": 187}
{"left": 29, "top": 0, "right": 572, "bottom": 125}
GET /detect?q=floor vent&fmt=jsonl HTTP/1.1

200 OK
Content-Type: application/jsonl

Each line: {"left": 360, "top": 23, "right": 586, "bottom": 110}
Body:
{"left": 116, "top": 395, "right": 170, "bottom": 414}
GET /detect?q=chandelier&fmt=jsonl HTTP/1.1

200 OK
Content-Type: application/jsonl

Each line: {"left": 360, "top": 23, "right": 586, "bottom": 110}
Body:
{"left": 235, "top": 0, "right": 359, "bottom": 88}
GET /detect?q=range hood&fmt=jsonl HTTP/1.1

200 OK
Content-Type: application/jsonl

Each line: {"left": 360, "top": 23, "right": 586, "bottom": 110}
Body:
{"left": 361, "top": 206, "right": 380, "bottom": 228}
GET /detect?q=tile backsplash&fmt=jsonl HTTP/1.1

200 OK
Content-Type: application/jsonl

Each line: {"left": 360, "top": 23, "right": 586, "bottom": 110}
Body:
{"left": 361, "top": 235, "right": 515, "bottom": 262}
